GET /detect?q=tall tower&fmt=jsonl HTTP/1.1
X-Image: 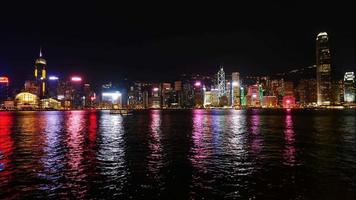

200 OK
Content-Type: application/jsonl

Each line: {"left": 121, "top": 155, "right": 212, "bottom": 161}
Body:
{"left": 316, "top": 32, "right": 332, "bottom": 106}
{"left": 217, "top": 66, "right": 226, "bottom": 97}
{"left": 35, "top": 48, "right": 47, "bottom": 97}
{"left": 231, "top": 72, "right": 240, "bottom": 107}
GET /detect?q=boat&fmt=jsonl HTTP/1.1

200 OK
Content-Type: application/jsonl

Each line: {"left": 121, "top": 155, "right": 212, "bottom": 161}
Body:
{"left": 109, "top": 109, "right": 133, "bottom": 115}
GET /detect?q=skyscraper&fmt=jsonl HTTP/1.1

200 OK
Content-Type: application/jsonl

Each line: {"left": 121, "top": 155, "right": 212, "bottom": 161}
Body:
{"left": 34, "top": 48, "right": 47, "bottom": 97}
{"left": 217, "top": 66, "right": 226, "bottom": 98}
{"left": 316, "top": 32, "right": 332, "bottom": 106}
{"left": 231, "top": 72, "right": 240, "bottom": 107}
{"left": 344, "top": 72, "right": 355, "bottom": 104}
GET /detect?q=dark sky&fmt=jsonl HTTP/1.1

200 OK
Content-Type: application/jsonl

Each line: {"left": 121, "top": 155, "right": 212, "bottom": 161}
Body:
{"left": 0, "top": 1, "right": 355, "bottom": 87}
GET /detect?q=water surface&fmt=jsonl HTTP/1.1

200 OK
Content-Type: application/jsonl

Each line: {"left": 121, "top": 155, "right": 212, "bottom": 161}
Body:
{"left": 0, "top": 109, "right": 355, "bottom": 199}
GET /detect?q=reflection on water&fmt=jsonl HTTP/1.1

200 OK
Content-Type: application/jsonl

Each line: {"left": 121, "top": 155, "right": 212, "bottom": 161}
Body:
{"left": 0, "top": 112, "right": 13, "bottom": 194}
{"left": 0, "top": 109, "right": 355, "bottom": 199}
{"left": 191, "top": 109, "right": 211, "bottom": 172}
{"left": 147, "top": 110, "right": 163, "bottom": 178}
{"left": 248, "top": 111, "right": 263, "bottom": 155}
{"left": 97, "top": 111, "right": 127, "bottom": 197}
{"left": 283, "top": 112, "right": 297, "bottom": 166}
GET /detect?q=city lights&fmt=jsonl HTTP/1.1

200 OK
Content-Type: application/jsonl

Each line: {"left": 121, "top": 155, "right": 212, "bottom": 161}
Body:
{"left": 49, "top": 76, "right": 59, "bottom": 80}
{"left": 194, "top": 81, "right": 201, "bottom": 87}
{"left": 0, "top": 77, "right": 9, "bottom": 83}
{"left": 71, "top": 76, "right": 82, "bottom": 82}
{"left": 153, "top": 87, "right": 159, "bottom": 92}
{"left": 102, "top": 91, "right": 121, "bottom": 100}
{"left": 232, "top": 81, "right": 238, "bottom": 87}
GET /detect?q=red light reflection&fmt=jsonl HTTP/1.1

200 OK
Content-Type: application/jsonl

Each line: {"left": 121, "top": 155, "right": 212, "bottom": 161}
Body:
{"left": 283, "top": 113, "right": 297, "bottom": 166}
{"left": 0, "top": 112, "right": 14, "bottom": 180}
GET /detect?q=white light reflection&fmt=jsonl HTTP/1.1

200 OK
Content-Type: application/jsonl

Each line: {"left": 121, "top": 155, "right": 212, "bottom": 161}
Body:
{"left": 39, "top": 111, "right": 64, "bottom": 192}
{"left": 147, "top": 110, "right": 163, "bottom": 178}
{"left": 97, "top": 112, "right": 127, "bottom": 189}
{"left": 228, "top": 110, "right": 251, "bottom": 175}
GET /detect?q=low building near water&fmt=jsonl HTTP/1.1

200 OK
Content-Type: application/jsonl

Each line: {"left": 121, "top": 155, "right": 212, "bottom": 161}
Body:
{"left": 41, "top": 98, "right": 61, "bottom": 109}
{"left": 15, "top": 92, "right": 39, "bottom": 110}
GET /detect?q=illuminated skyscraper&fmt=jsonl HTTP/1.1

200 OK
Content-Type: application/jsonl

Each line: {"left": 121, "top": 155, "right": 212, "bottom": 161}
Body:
{"left": 344, "top": 72, "right": 355, "bottom": 103}
{"left": 231, "top": 72, "right": 240, "bottom": 107}
{"left": 34, "top": 48, "right": 47, "bottom": 97}
{"left": 316, "top": 32, "right": 332, "bottom": 106}
{"left": 217, "top": 66, "right": 226, "bottom": 98}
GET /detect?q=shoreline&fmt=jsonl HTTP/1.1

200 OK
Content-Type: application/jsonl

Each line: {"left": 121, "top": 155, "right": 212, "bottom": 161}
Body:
{"left": 1, "top": 107, "right": 355, "bottom": 112}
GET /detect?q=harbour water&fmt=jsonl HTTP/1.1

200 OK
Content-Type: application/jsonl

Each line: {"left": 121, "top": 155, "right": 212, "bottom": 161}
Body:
{"left": 0, "top": 109, "right": 355, "bottom": 199}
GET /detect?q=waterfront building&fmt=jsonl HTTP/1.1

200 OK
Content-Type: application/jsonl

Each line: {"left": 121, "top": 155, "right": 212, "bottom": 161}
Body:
{"left": 0, "top": 76, "right": 10, "bottom": 104}
{"left": 282, "top": 95, "right": 296, "bottom": 108}
{"left": 226, "top": 81, "right": 231, "bottom": 106}
{"left": 101, "top": 91, "right": 122, "bottom": 109}
{"left": 150, "top": 84, "right": 161, "bottom": 108}
{"left": 193, "top": 81, "right": 204, "bottom": 108}
{"left": 161, "top": 82, "right": 172, "bottom": 108}
{"left": 181, "top": 81, "right": 194, "bottom": 108}
{"left": 316, "top": 32, "right": 332, "bottom": 106}
{"left": 203, "top": 91, "right": 212, "bottom": 108}
{"left": 40, "top": 98, "right": 61, "bottom": 109}
{"left": 83, "top": 83, "right": 96, "bottom": 108}
{"left": 262, "top": 96, "right": 278, "bottom": 108}
{"left": 211, "top": 88, "right": 219, "bottom": 107}
{"left": 344, "top": 72, "right": 355, "bottom": 104}
{"left": 270, "top": 78, "right": 284, "bottom": 104}
{"left": 231, "top": 72, "right": 240, "bottom": 107}
{"left": 70, "top": 76, "right": 84, "bottom": 109}
{"left": 284, "top": 81, "right": 294, "bottom": 96}
{"left": 297, "top": 79, "right": 317, "bottom": 106}
{"left": 47, "top": 76, "right": 59, "bottom": 99}
{"left": 173, "top": 81, "right": 182, "bottom": 107}
{"left": 15, "top": 92, "right": 39, "bottom": 109}
{"left": 246, "top": 84, "right": 260, "bottom": 107}
{"left": 331, "top": 80, "right": 343, "bottom": 105}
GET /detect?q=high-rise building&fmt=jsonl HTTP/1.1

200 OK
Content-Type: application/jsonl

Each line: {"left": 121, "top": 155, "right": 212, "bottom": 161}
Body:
{"left": 34, "top": 48, "right": 47, "bottom": 98}
{"left": 297, "top": 79, "right": 317, "bottom": 106}
{"left": 0, "top": 76, "right": 10, "bottom": 103}
{"left": 344, "top": 72, "right": 355, "bottom": 104}
{"left": 193, "top": 81, "right": 204, "bottom": 108}
{"left": 217, "top": 66, "right": 226, "bottom": 98}
{"left": 316, "top": 32, "right": 332, "bottom": 106}
{"left": 150, "top": 84, "right": 161, "bottom": 108}
{"left": 284, "top": 81, "right": 294, "bottom": 96}
{"left": 47, "top": 76, "right": 59, "bottom": 99}
{"left": 161, "top": 82, "right": 172, "bottom": 108}
{"left": 246, "top": 84, "right": 260, "bottom": 107}
{"left": 231, "top": 72, "right": 240, "bottom": 107}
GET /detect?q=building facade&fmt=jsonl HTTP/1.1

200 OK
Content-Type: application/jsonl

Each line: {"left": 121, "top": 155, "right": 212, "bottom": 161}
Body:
{"left": 316, "top": 32, "right": 332, "bottom": 106}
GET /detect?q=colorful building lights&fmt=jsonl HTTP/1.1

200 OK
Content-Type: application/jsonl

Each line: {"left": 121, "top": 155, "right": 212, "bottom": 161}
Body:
{"left": 71, "top": 77, "right": 82, "bottom": 82}
{"left": 0, "top": 77, "right": 9, "bottom": 84}
{"left": 48, "top": 76, "right": 59, "bottom": 80}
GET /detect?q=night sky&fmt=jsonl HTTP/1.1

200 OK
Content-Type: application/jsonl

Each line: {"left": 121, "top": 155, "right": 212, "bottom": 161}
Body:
{"left": 0, "top": 1, "right": 355, "bottom": 87}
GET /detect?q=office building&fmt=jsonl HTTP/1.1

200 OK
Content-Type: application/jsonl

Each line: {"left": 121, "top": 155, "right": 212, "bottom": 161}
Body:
{"left": 316, "top": 32, "right": 332, "bottom": 106}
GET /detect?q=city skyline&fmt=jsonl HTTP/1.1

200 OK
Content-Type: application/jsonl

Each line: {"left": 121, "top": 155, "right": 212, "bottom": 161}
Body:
{"left": 0, "top": 1, "right": 355, "bottom": 86}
